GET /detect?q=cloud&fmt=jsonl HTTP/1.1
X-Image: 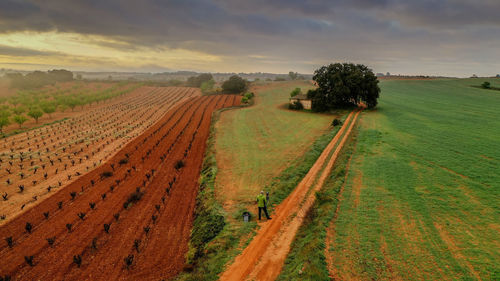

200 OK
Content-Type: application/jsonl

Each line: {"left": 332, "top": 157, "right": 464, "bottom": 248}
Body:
{"left": 0, "top": 45, "right": 61, "bottom": 57}
{"left": 0, "top": 0, "right": 499, "bottom": 76}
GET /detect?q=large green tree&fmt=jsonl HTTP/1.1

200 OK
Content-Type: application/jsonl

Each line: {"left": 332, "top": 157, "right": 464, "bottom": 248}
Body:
{"left": 222, "top": 75, "right": 248, "bottom": 94}
{"left": 308, "top": 63, "right": 380, "bottom": 111}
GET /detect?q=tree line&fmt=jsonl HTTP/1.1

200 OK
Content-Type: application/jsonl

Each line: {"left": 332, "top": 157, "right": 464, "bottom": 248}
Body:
{"left": 5, "top": 69, "right": 74, "bottom": 90}
{"left": 0, "top": 82, "right": 140, "bottom": 134}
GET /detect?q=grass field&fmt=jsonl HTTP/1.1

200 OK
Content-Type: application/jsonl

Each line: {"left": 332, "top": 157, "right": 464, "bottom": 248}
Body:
{"left": 215, "top": 81, "right": 335, "bottom": 214}
{"left": 324, "top": 78, "right": 500, "bottom": 280}
{"left": 177, "top": 81, "right": 346, "bottom": 280}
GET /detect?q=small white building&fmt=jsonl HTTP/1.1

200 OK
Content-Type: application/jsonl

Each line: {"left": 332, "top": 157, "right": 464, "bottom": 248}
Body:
{"left": 289, "top": 94, "right": 312, "bottom": 110}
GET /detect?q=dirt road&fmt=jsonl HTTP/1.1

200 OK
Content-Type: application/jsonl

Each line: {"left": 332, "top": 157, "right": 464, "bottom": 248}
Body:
{"left": 219, "top": 109, "right": 362, "bottom": 281}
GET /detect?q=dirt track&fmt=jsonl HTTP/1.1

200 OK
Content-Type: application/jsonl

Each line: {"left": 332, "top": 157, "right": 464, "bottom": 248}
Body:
{"left": 0, "top": 93, "right": 240, "bottom": 280}
{"left": 219, "top": 108, "right": 362, "bottom": 281}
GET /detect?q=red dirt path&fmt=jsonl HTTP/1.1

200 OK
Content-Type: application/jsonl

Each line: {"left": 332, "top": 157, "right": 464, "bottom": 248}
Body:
{"left": 0, "top": 94, "right": 240, "bottom": 280}
{"left": 219, "top": 109, "right": 362, "bottom": 281}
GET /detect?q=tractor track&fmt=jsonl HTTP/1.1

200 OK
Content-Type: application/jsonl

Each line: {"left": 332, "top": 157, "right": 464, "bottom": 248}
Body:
{"left": 219, "top": 108, "right": 362, "bottom": 281}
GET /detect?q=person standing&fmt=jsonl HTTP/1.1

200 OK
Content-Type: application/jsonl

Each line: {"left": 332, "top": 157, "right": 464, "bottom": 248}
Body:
{"left": 256, "top": 191, "right": 271, "bottom": 220}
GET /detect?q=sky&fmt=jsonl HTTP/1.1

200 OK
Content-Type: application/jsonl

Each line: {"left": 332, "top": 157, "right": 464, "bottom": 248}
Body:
{"left": 0, "top": 0, "right": 499, "bottom": 77}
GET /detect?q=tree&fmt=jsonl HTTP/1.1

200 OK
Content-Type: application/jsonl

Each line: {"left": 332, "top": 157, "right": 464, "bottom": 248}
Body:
{"left": 40, "top": 102, "right": 57, "bottom": 118}
{"left": 13, "top": 115, "right": 28, "bottom": 128}
{"left": 27, "top": 108, "right": 43, "bottom": 123}
{"left": 187, "top": 73, "right": 213, "bottom": 88}
{"left": 288, "top": 71, "right": 298, "bottom": 80}
{"left": 0, "top": 110, "right": 10, "bottom": 134}
{"left": 481, "top": 81, "right": 491, "bottom": 89}
{"left": 64, "top": 97, "right": 79, "bottom": 111}
{"left": 222, "top": 75, "right": 248, "bottom": 94}
{"left": 11, "top": 106, "right": 25, "bottom": 115}
{"left": 290, "top": 88, "right": 301, "bottom": 97}
{"left": 200, "top": 79, "right": 215, "bottom": 94}
{"left": 309, "top": 63, "right": 380, "bottom": 111}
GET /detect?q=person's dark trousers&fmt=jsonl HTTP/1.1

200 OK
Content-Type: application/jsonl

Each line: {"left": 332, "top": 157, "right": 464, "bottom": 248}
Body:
{"left": 258, "top": 207, "right": 270, "bottom": 220}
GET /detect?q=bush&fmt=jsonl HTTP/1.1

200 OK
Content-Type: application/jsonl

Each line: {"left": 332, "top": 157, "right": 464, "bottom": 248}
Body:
{"left": 124, "top": 188, "right": 144, "bottom": 209}
{"left": 244, "top": 92, "right": 254, "bottom": 99}
{"left": 174, "top": 160, "right": 185, "bottom": 170}
{"left": 241, "top": 96, "right": 249, "bottom": 104}
{"left": 290, "top": 88, "right": 301, "bottom": 97}
{"left": 289, "top": 100, "right": 303, "bottom": 110}
{"left": 222, "top": 75, "right": 248, "bottom": 94}
{"left": 332, "top": 118, "right": 342, "bottom": 127}
{"left": 481, "top": 81, "right": 491, "bottom": 89}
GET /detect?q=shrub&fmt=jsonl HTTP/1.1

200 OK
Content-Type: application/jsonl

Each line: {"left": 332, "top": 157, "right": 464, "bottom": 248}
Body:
{"left": 174, "top": 160, "right": 185, "bottom": 170}
{"left": 289, "top": 100, "right": 303, "bottom": 110}
{"left": 134, "top": 239, "right": 141, "bottom": 252}
{"left": 73, "top": 255, "right": 82, "bottom": 268}
{"left": 241, "top": 96, "right": 249, "bottom": 104}
{"left": 124, "top": 188, "right": 144, "bottom": 209}
{"left": 5, "top": 236, "right": 13, "bottom": 248}
{"left": 47, "top": 237, "right": 55, "bottom": 247}
{"left": 290, "top": 88, "right": 301, "bottom": 97}
{"left": 78, "top": 212, "right": 86, "bottom": 220}
{"left": 104, "top": 223, "right": 111, "bottom": 233}
{"left": 124, "top": 255, "right": 134, "bottom": 268}
{"left": 25, "top": 222, "right": 32, "bottom": 234}
{"left": 101, "top": 171, "right": 113, "bottom": 179}
{"left": 244, "top": 92, "right": 254, "bottom": 99}
{"left": 332, "top": 118, "right": 342, "bottom": 127}
{"left": 481, "top": 81, "right": 491, "bottom": 89}
{"left": 24, "top": 256, "right": 34, "bottom": 266}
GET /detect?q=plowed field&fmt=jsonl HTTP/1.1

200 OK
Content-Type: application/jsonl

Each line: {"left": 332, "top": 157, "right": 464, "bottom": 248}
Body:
{"left": 0, "top": 93, "right": 240, "bottom": 280}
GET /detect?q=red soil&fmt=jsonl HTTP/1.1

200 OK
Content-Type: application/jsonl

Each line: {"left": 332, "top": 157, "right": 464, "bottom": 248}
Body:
{"left": 0, "top": 93, "right": 240, "bottom": 280}
{"left": 0, "top": 87, "right": 199, "bottom": 224}
{"left": 220, "top": 109, "right": 362, "bottom": 281}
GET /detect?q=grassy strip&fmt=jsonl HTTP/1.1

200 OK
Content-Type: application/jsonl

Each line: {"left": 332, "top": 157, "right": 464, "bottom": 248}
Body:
{"left": 268, "top": 113, "right": 347, "bottom": 211}
{"left": 277, "top": 125, "right": 358, "bottom": 281}
{"left": 471, "top": 85, "right": 500, "bottom": 91}
{"left": 176, "top": 109, "right": 348, "bottom": 281}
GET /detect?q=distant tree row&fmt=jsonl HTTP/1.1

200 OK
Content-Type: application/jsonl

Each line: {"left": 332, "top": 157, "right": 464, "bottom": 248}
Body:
{"left": 6, "top": 69, "right": 74, "bottom": 89}
{"left": 0, "top": 81, "right": 140, "bottom": 134}
{"left": 186, "top": 73, "right": 248, "bottom": 94}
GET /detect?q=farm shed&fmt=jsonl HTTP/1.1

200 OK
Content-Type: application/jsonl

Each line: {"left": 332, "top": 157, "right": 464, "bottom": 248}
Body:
{"left": 289, "top": 94, "right": 312, "bottom": 110}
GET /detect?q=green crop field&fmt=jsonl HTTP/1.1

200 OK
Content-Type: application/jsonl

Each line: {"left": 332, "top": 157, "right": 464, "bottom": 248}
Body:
{"left": 325, "top": 79, "right": 500, "bottom": 280}
{"left": 215, "top": 81, "right": 335, "bottom": 214}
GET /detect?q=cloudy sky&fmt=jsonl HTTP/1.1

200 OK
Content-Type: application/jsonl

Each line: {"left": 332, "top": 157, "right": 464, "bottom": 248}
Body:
{"left": 0, "top": 0, "right": 499, "bottom": 76}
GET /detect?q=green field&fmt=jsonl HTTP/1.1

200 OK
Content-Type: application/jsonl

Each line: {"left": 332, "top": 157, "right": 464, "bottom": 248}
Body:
{"left": 215, "top": 81, "right": 334, "bottom": 214}
{"left": 324, "top": 79, "right": 500, "bottom": 280}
